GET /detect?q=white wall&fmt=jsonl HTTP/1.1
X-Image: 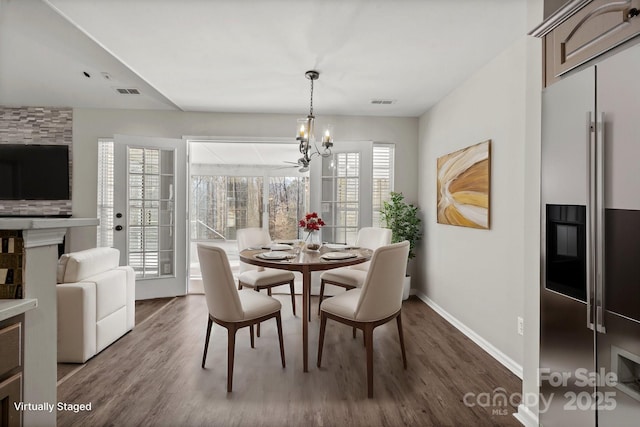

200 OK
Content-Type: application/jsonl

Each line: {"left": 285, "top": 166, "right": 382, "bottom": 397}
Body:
{"left": 69, "top": 109, "right": 419, "bottom": 251}
{"left": 519, "top": 0, "right": 543, "bottom": 424}
{"left": 417, "top": 38, "right": 528, "bottom": 366}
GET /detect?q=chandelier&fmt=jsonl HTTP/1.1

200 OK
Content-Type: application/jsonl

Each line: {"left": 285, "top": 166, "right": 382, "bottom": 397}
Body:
{"left": 295, "top": 70, "right": 333, "bottom": 172}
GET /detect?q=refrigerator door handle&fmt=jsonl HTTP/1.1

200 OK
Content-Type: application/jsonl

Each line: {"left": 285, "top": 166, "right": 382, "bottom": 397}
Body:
{"left": 586, "top": 111, "right": 596, "bottom": 331}
{"left": 595, "top": 112, "right": 606, "bottom": 334}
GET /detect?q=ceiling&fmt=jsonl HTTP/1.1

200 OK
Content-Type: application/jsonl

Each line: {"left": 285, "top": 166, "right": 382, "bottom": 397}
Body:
{"left": 191, "top": 141, "right": 304, "bottom": 168}
{"left": 0, "top": 0, "right": 527, "bottom": 117}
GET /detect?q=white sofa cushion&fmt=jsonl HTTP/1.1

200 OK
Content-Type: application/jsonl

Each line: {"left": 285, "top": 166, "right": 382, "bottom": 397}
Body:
{"left": 57, "top": 282, "right": 97, "bottom": 363}
{"left": 58, "top": 247, "right": 120, "bottom": 283}
{"left": 97, "top": 307, "right": 128, "bottom": 353}
{"left": 91, "top": 268, "right": 127, "bottom": 321}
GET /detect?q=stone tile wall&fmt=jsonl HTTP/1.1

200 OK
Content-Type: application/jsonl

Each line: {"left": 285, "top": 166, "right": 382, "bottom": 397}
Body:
{"left": 0, "top": 107, "right": 73, "bottom": 216}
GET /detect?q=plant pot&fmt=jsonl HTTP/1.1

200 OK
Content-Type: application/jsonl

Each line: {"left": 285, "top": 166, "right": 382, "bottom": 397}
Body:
{"left": 402, "top": 275, "right": 411, "bottom": 301}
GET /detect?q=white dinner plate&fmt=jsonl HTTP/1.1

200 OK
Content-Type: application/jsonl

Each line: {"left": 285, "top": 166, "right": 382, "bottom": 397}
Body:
{"left": 262, "top": 243, "right": 293, "bottom": 251}
{"left": 256, "top": 252, "right": 290, "bottom": 260}
{"left": 324, "top": 243, "right": 349, "bottom": 250}
{"left": 321, "top": 252, "right": 357, "bottom": 260}
{"left": 274, "top": 240, "right": 298, "bottom": 246}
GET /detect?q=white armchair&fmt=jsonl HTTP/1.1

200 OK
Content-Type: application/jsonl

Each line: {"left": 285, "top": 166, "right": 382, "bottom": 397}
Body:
{"left": 56, "top": 247, "right": 135, "bottom": 363}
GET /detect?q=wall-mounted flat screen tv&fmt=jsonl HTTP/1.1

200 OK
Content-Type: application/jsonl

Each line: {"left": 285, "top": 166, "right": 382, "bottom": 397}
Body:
{"left": 0, "top": 144, "right": 70, "bottom": 200}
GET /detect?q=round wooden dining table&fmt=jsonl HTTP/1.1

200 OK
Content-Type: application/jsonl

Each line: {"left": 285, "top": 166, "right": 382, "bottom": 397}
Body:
{"left": 239, "top": 245, "right": 372, "bottom": 372}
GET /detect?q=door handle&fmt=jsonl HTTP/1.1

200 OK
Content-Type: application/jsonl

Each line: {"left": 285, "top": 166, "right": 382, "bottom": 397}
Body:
{"left": 586, "top": 112, "right": 596, "bottom": 331}
{"left": 595, "top": 112, "right": 606, "bottom": 334}
{"left": 115, "top": 225, "right": 124, "bottom": 231}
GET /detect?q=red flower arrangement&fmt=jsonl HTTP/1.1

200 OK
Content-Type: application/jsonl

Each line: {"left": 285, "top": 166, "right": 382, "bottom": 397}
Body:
{"left": 298, "top": 212, "right": 325, "bottom": 233}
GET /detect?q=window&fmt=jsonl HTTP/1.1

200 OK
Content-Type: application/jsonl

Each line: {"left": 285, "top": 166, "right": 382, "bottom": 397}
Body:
{"left": 372, "top": 144, "right": 395, "bottom": 226}
{"left": 190, "top": 173, "right": 309, "bottom": 242}
{"left": 97, "top": 139, "right": 114, "bottom": 247}
{"left": 191, "top": 176, "right": 263, "bottom": 241}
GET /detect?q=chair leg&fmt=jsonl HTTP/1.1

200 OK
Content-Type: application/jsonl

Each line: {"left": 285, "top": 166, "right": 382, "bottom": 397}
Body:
{"left": 267, "top": 288, "right": 272, "bottom": 296}
{"left": 364, "top": 324, "right": 375, "bottom": 398}
{"left": 396, "top": 313, "right": 407, "bottom": 369}
{"left": 353, "top": 327, "right": 357, "bottom": 339}
{"left": 317, "top": 312, "right": 328, "bottom": 367}
{"left": 318, "top": 280, "right": 326, "bottom": 316}
{"left": 227, "top": 325, "right": 237, "bottom": 393}
{"left": 238, "top": 283, "right": 243, "bottom": 290}
{"left": 250, "top": 325, "right": 255, "bottom": 349}
{"left": 202, "top": 317, "right": 213, "bottom": 368}
{"left": 254, "top": 288, "right": 261, "bottom": 337}
{"left": 276, "top": 312, "right": 286, "bottom": 368}
{"left": 289, "top": 280, "right": 296, "bottom": 316}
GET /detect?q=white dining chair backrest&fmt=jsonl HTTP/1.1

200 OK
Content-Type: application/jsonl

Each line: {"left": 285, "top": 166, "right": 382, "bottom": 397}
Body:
{"left": 352, "top": 227, "right": 392, "bottom": 271}
{"left": 354, "top": 241, "right": 409, "bottom": 321}
{"left": 197, "top": 244, "right": 244, "bottom": 322}
{"left": 237, "top": 228, "right": 271, "bottom": 273}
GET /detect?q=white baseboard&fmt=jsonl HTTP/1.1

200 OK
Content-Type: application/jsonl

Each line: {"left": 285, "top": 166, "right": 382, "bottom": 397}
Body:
{"left": 513, "top": 404, "right": 538, "bottom": 427}
{"left": 415, "top": 292, "right": 523, "bottom": 379}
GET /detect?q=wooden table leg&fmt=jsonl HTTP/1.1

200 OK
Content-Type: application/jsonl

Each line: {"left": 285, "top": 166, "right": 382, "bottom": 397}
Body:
{"left": 302, "top": 268, "right": 310, "bottom": 372}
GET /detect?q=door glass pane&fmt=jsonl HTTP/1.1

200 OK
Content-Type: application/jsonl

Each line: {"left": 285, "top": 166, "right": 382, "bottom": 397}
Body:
{"left": 128, "top": 147, "right": 175, "bottom": 279}
{"left": 322, "top": 153, "right": 360, "bottom": 244}
{"left": 97, "top": 139, "right": 114, "bottom": 248}
{"left": 268, "top": 176, "right": 309, "bottom": 240}
{"left": 190, "top": 176, "right": 263, "bottom": 240}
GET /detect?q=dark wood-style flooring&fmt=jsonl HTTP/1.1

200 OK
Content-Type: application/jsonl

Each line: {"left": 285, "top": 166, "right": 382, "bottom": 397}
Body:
{"left": 57, "top": 295, "right": 522, "bottom": 427}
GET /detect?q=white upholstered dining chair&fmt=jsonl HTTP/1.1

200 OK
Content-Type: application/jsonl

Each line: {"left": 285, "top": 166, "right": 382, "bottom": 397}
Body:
{"left": 198, "top": 244, "right": 286, "bottom": 392}
{"left": 317, "top": 240, "right": 409, "bottom": 398}
{"left": 237, "top": 228, "right": 297, "bottom": 320}
{"left": 318, "top": 227, "right": 392, "bottom": 314}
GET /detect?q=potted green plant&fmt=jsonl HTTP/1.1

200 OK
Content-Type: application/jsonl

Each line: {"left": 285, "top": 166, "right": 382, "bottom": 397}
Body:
{"left": 380, "top": 192, "right": 422, "bottom": 300}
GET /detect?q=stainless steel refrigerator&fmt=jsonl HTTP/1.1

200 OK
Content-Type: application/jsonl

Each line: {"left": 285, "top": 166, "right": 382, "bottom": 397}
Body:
{"left": 540, "top": 42, "right": 640, "bottom": 427}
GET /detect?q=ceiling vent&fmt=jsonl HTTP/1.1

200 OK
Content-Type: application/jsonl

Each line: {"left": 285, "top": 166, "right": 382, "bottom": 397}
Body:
{"left": 114, "top": 88, "right": 141, "bottom": 95}
{"left": 370, "top": 99, "right": 396, "bottom": 105}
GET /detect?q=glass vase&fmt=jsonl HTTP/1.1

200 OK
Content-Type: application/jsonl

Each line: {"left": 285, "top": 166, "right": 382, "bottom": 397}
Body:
{"left": 305, "top": 230, "right": 321, "bottom": 251}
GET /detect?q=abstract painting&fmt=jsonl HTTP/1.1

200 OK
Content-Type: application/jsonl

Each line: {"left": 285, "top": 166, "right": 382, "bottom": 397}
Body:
{"left": 437, "top": 140, "right": 491, "bottom": 229}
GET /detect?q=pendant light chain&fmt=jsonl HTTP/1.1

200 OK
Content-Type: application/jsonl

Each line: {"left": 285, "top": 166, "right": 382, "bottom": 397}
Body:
{"left": 309, "top": 77, "right": 314, "bottom": 117}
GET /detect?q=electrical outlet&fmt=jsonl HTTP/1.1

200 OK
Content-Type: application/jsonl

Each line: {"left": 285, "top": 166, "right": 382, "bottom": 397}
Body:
{"left": 517, "top": 317, "right": 524, "bottom": 336}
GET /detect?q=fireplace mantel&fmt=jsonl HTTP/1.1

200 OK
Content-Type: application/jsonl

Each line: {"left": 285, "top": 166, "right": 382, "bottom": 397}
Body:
{"left": 0, "top": 217, "right": 98, "bottom": 426}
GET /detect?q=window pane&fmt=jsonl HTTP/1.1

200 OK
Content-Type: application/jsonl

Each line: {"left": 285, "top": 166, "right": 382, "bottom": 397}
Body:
{"left": 129, "top": 148, "right": 144, "bottom": 173}
{"left": 373, "top": 144, "right": 395, "bottom": 227}
{"left": 190, "top": 175, "right": 263, "bottom": 240}
{"left": 97, "top": 139, "right": 114, "bottom": 247}
{"left": 129, "top": 201, "right": 144, "bottom": 226}
{"left": 268, "top": 176, "right": 308, "bottom": 240}
{"left": 144, "top": 149, "right": 160, "bottom": 174}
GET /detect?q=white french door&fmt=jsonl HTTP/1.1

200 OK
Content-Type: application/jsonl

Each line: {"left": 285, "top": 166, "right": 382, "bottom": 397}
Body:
{"left": 113, "top": 134, "right": 187, "bottom": 299}
{"left": 310, "top": 141, "right": 373, "bottom": 244}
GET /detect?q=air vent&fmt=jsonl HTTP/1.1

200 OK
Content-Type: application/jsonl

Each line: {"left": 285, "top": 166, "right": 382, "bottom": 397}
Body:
{"left": 370, "top": 99, "right": 396, "bottom": 105}
{"left": 114, "top": 88, "right": 141, "bottom": 95}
